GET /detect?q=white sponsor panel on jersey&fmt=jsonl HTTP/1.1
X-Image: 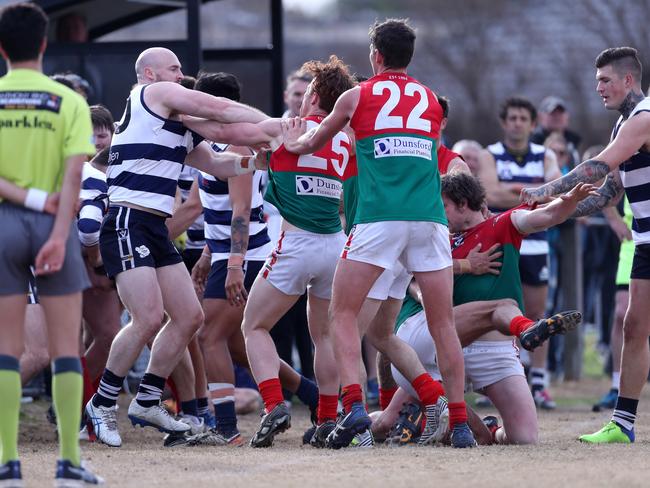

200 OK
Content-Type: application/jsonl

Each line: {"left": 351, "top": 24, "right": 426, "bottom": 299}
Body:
{"left": 295, "top": 175, "right": 342, "bottom": 198}
{"left": 373, "top": 136, "right": 432, "bottom": 160}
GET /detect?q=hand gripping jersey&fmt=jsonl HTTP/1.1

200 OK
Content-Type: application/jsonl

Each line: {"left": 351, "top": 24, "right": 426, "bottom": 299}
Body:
{"left": 395, "top": 206, "right": 526, "bottom": 332}
{"left": 619, "top": 97, "right": 650, "bottom": 245}
{"left": 487, "top": 141, "right": 548, "bottom": 255}
{"left": 349, "top": 72, "right": 446, "bottom": 225}
{"left": 107, "top": 84, "right": 203, "bottom": 216}
{"left": 264, "top": 115, "right": 356, "bottom": 234}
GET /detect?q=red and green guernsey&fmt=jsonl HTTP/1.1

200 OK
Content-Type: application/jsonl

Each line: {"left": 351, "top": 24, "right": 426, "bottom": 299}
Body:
{"left": 265, "top": 115, "right": 356, "bottom": 234}
{"left": 349, "top": 72, "right": 447, "bottom": 225}
{"left": 396, "top": 207, "right": 526, "bottom": 330}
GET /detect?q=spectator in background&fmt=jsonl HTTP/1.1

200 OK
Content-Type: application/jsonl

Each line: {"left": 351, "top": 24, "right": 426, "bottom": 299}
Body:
{"left": 56, "top": 12, "right": 88, "bottom": 43}
{"left": 479, "top": 96, "right": 561, "bottom": 410}
{"left": 51, "top": 72, "right": 93, "bottom": 99}
{"left": 452, "top": 139, "right": 483, "bottom": 176}
{"left": 90, "top": 104, "right": 114, "bottom": 153}
{"left": 530, "top": 96, "right": 581, "bottom": 166}
{"left": 543, "top": 131, "right": 573, "bottom": 377}
{"left": 579, "top": 144, "right": 623, "bottom": 360}
{"left": 282, "top": 69, "right": 312, "bottom": 118}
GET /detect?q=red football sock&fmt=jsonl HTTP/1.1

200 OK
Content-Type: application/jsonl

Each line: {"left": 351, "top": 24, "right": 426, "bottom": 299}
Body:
{"left": 509, "top": 315, "right": 534, "bottom": 337}
{"left": 341, "top": 384, "right": 363, "bottom": 414}
{"left": 80, "top": 356, "right": 95, "bottom": 408}
{"left": 167, "top": 378, "right": 180, "bottom": 414}
{"left": 259, "top": 378, "right": 284, "bottom": 413}
{"left": 448, "top": 401, "right": 468, "bottom": 429}
{"left": 317, "top": 394, "right": 339, "bottom": 424}
{"left": 379, "top": 387, "right": 398, "bottom": 410}
{"left": 411, "top": 373, "right": 445, "bottom": 406}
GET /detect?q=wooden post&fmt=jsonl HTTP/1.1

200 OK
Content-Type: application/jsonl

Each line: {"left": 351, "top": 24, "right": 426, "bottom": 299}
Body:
{"left": 562, "top": 220, "right": 584, "bottom": 380}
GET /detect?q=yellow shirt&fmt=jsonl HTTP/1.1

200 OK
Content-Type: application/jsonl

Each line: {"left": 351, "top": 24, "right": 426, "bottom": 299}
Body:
{"left": 0, "top": 69, "right": 95, "bottom": 193}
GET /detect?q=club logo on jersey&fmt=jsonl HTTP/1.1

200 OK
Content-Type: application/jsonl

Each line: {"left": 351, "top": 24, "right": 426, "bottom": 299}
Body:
{"left": 451, "top": 232, "right": 465, "bottom": 251}
{"left": 373, "top": 137, "right": 433, "bottom": 160}
{"left": 135, "top": 245, "right": 150, "bottom": 258}
{"left": 295, "top": 175, "right": 342, "bottom": 198}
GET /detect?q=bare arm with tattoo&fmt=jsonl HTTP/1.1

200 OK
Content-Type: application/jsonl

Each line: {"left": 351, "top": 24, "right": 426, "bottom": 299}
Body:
{"left": 571, "top": 169, "right": 625, "bottom": 218}
{"left": 225, "top": 145, "right": 254, "bottom": 307}
{"left": 522, "top": 111, "right": 650, "bottom": 204}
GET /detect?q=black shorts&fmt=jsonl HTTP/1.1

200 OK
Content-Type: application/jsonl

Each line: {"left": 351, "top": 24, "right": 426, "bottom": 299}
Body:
{"left": 519, "top": 254, "right": 549, "bottom": 286}
{"left": 203, "top": 259, "right": 264, "bottom": 300}
{"left": 100, "top": 206, "right": 182, "bottom": 278}
{"left": 631, "top": 244, "right": 650, "bottom": 280}
{"left": 182, "top": 248, "right": 203, "bottom": 273}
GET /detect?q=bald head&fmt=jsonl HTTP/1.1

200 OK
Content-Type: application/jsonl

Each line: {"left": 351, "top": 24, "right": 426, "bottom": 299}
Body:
{"left": 135, "top": 47, "right": 183, "bottom": 84}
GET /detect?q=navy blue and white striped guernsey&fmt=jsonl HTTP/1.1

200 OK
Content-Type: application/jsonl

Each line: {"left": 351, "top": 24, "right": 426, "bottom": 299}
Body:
{"left": 106, "top": 84, "right": 203, "bottom": 216}
{"left": 199, "top": 144, "right": 272, "bottom": 263}
{"left": 487, "top": 141, "right": 549, "bottom": 255}
{"left": 78, "top": 162, "right": 108, "bottom": 246}
{"left": 178, "top": 165, "right": 205, "bottom": 250}
{"left": 619, "top": 97, "right": 650, "bottom": 245}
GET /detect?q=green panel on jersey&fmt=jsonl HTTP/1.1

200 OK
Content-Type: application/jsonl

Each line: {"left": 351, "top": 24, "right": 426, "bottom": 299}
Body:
{"left": 395, "top": 244, "right": 524, "bottom": 332}
{"left": 265, "top": 168, "right": 343, "bottom": 234}
{"left": 395, "top": 293, "right": 422, "bottom": 333}
{"left": 453, "top": 243, "right": 523, "bottom": 310}
{"left": 354, "top": 133, "right": 447, "bottom": 225}
{"left": 342, "top": 175, "right": 358, "bottom": 235}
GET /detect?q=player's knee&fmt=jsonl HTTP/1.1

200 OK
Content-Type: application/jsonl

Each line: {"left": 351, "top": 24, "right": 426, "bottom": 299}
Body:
{"left": 622, "top": 313, "right": 649, "bottom": 342}
{"left": 508, "top": 428, "right": 538, "bottom": 445}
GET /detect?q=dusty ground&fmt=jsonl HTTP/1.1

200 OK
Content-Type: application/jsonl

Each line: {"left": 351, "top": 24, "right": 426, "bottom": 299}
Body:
{"left": 17, "top": 377, "right": 650, "bottom": 487}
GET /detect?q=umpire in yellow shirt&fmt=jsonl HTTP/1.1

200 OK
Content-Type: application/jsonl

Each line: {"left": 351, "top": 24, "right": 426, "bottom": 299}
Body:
{"left": 0, "top": 3, "right": 102, "bottom": 486}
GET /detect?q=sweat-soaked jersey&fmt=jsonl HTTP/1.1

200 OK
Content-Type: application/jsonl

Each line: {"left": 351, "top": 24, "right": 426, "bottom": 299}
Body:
{"left": 395, "top": 206, "right": 526, "bottom": 330}
{"left": 264, "top": 115, "right": 356, "bottom": 234}
{"left": 349, "top": 72, "right": 447, "bottom": 226}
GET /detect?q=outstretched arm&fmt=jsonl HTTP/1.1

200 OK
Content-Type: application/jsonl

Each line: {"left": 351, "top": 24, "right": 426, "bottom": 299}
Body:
{"left": 572, "top": 169, "right": 625, "bottom": 218}
{"left": 282, "top": 87, "right": 359, "bottom": 154}
{"left": 521, "top": 112, "right": 650, "bottom": 203}
{"left": 185, "top": 141, "right": 269, "bottom": 180}
{"left": 148, "top": 82, "right": 269, "bottom": 124}
{"left": 512, "top": 183, "right": 598, "bottom": 235}
{"left": 184, "top": 117, "right": 282, "bottom": 150}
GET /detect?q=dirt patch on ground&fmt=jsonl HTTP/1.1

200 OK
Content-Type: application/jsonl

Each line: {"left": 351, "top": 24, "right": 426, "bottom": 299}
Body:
{"left": 17, "top": 377, "right": 650, "bottom": 487}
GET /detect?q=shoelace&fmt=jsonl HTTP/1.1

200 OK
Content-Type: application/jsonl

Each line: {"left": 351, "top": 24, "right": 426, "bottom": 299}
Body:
{"left": 100, "top": 408, "right": 118, "bottom": 431}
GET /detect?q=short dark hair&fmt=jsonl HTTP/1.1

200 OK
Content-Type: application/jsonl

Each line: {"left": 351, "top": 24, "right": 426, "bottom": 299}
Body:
{"left": 91, "top": 147, "right": 110, "bottom": 168}
{"left": 499, "top": 96, "right": 537, "bottom": 122}
{"left": 437, "top": 95, "right": 450, "bottom": 119}
{"left": 369, "top": 18, "right": 415, "bottom": 69}
{"left": 90, "top": 104, "right": 114, "bottom": 133}
{"left": 180, "top": 75, "right": 196, "bottom": 90}
{"left": 195, "top": 72, "right": 241, "bottom": 101}
{"left": 441, "top": 172, "right": 486, "bottom": 212}
{"left": 0, "top": 3, "right": 48, "bottom": 62}
{"left": 300, "top": 55, "right": 355, "bottom": 113}
{"left": 595, "top": 47, "right": 643, "bottom": 83}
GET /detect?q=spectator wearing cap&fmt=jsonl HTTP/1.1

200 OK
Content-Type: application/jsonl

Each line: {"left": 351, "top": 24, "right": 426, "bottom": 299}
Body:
{"left": 530, "top": 96, "right": 581, "bottom": 167}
